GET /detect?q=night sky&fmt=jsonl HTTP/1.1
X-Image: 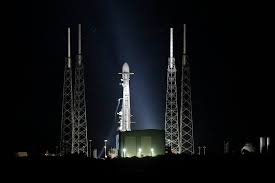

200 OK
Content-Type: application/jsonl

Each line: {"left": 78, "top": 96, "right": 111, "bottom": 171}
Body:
{"left": 11, "top": 0, "right": 273, "bottom": 155}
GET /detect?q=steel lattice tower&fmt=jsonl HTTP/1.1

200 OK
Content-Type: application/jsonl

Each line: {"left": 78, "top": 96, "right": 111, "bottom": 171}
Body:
{"left": 179, "top": 24, "right": 194, "bottom": 154}
{"left": 60, "top": 28, "right": 74, "bottom": 155}
{"left": 165, "top": 28, "right": 180, "bottom": 153}
{"left": 72, "top": 24, "right": 88, "bottom": 156}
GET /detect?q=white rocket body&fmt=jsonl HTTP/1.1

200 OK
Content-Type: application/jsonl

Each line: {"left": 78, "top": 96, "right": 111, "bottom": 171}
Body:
{"left": 118, "top": 62, "right": 133, "bottom": 131}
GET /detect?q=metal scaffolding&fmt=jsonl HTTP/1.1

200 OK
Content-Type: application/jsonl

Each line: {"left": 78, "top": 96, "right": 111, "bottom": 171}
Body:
{"left": 165, "top": 28, "right": 180, "bottom": 153}
{"left": 60, "top": 28, "right": 74, "bottom": 155}
{"left": 179, "top": 24, "right": 194, "bottom": 154}
{"left": 72, "top": 24, "right": 88, "bottom": 156}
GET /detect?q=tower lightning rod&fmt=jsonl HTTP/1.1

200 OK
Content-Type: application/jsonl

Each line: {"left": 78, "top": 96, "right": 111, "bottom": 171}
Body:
{"left": 68, "top": 28, "right": 71, "bottom": 68}
{"left": 170, "top": 28, "right": 173, "bottom": 58}
{"left": 78, "top": 24, "right": 82, "bottom": 65}
{"left": 78, "top": 24, "right": 81, "bottom": 55}
{"left": 183, "top": 24, "right": 186, "bottom": 65}
{"left": 183, "top": 24, "right": 186, "bottom": 54}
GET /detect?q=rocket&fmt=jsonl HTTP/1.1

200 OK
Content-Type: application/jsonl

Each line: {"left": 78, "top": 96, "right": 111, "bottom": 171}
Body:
{"left": 118, "top": 62, "right": 134, "bottom": 131}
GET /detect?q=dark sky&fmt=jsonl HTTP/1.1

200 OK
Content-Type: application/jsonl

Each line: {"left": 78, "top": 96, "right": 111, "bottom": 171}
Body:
{"left": 11, "top": 0, "right": 273, "bottom": 155}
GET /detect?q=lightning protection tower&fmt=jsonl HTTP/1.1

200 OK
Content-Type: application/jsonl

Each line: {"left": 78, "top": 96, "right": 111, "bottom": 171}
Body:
{"left": 72, "top": 24, "right": 88, "bottom": 156}
{"left": 60, "top": 28, "right": 74, "bottom": 155}
{"left": 165, "top": 28, "right": 180, "bottom": 153}
{"left": 179, "top": 24, "right": 194, "bottom": 154}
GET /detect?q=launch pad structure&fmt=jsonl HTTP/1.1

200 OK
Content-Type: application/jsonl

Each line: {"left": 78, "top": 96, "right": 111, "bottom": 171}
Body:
{"left": 165, "top": 25, "right": 195, "bottom": 154}
{"left": 60, "top": 24, "right": 88, "bottom": 156}
{"left": 59, "top": 24, "right": 195, "bottom": 158}
{"left": 164, "top": 28, "right": 180, "bottom": 153}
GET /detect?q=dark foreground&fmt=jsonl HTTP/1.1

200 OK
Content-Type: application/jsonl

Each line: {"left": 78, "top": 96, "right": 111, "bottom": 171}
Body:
{"left": 8, "top": 153, "right": 273, "bottom": 176}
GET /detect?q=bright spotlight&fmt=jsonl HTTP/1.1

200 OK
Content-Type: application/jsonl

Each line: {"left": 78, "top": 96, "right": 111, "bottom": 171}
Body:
{"left": 122, "top": 148, "right": 126, "bottom": 158}
{"left": 151, "top": 148, "right": 154, "bottom": 156}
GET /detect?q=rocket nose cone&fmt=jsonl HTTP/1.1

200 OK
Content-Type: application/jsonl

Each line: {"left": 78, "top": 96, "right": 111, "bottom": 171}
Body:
{"left": 122, "top": 62, "right": 130, "bottom": 73}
